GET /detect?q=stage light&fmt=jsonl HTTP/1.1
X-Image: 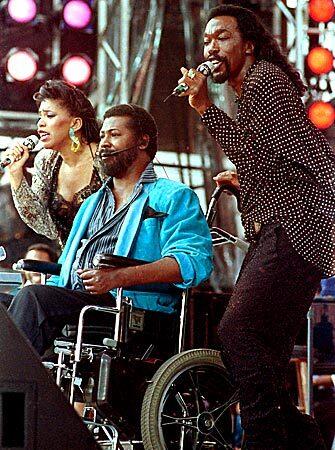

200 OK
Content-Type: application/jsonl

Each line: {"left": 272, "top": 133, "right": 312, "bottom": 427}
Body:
{"left": 6, "top": 49, "right": 38, "bottom": 82}
{"left": 62, "top": 0, "right": 92, "bottom": 29}
{"left": 309, "top": 0, "right": 334, "bottom": 22}
{"left": 7, "top": 0, "right": 37, "bottom": 24}
{"left": 61, "top": 55, "right": 92, "bottom": 86}
{"left": 308, "top": 101, "right": 335, "bottom": 130}
{"left": 307, "top": 47, "right": 334, "bottom": 74}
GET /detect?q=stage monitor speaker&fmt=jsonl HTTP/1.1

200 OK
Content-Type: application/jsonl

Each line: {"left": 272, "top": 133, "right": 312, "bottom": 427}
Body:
{"left": 0, "top": 305, "right": 100, "bottom": 450}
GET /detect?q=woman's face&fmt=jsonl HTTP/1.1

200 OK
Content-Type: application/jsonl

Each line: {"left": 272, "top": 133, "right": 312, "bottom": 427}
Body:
{"left": 37, "top": 99, "right": 78, "bottom": 151}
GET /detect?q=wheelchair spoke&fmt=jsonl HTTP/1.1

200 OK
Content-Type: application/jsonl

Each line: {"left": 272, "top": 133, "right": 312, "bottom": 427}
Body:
{"left": 175, "top": 390, "right": 189, "bottom": 415}
{"left": 207, "top": 426, "right": 234, "bottom": 449}
{"left": 161, "top": 413, "right": 198, "bottom": 428}
{"left": 188, "top": 368, "right": 204, "bottom": 414}
{"left": 192, "top": 432, "right": 205, "bottom": 450}
{"left": 210, "top": 389, "right": 239, "bottom": 422}
{"left": 151, "top": 354, "right": 240, "bottom": 450}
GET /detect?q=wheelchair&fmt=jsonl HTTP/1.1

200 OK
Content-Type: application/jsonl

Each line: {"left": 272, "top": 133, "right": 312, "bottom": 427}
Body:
{"left": 14, "top": 184, "right": 245, "bottom": 450}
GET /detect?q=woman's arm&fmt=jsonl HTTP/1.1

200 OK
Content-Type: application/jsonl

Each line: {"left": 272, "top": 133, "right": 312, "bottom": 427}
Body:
{"left": 11, "top": 149, "right": 59, "bottom": 240}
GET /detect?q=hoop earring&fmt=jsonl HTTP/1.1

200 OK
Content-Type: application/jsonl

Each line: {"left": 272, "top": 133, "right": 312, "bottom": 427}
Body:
{"left": 69, "top": 127, "right": 81, "bottom": 153}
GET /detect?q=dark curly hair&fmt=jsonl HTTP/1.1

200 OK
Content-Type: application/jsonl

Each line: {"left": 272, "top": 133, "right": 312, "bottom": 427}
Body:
{"left": 33, "top": 80, "right": 100, "bottom": 143}
{"left": 207, "top": 5, "right": 306, "bottom": 96}
{"left": 103, "top": 104, "right": 158, "bottom": 161}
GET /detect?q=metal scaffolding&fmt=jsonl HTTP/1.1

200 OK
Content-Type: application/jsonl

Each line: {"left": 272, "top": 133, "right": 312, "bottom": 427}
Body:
{"left": 93, "top": 0, "right": 165, "bottom": 116}
{"left": 2, "top": 0, "right": 332, "bottom": 287}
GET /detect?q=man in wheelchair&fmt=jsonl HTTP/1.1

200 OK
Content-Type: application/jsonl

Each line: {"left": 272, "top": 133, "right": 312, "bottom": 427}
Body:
{"left": 7, "top": 104, "right": 213, "bottom": 358}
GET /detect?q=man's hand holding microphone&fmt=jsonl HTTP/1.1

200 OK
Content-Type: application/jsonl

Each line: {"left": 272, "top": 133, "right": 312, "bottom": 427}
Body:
{"left": 166, "top": 60, "right": 217, "bottom": 116}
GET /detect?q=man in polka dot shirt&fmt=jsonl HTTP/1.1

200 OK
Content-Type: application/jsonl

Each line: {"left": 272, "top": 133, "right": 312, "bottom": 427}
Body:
{"left": 178, "top": 4, "right": 335, "bottom": 450}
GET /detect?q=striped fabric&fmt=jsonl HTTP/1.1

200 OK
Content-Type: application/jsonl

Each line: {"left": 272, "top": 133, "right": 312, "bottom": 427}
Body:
{"left": 70, "top": 163, "right": 157, "bottom": 290}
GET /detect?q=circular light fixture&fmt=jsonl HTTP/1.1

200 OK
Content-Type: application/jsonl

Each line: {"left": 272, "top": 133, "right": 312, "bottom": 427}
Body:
{"left": 6, "top": 49, "right": 38, "bottom": 82}
{"left": 308, "top": 101, "right": 335, "bottom": 130}
{"left": 7, "top": 0, "right": 37, "bottom": 24}
{"left": 309, "top": 0, "right": 334, "bottom": 22}
{"left": 307, "top": 47, "right": 334, "bottom": 74}
{"left": 62, "top": 54, "right": 92, "bottom": 86}
{"left": 63, "top": 0, "right": 92, "bottom": 29}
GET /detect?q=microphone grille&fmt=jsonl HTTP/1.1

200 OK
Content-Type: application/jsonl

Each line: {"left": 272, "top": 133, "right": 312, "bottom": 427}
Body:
{"left": 197, "top": 61, "right": 216, "bottom": 77}
{"left": 23, "top": 135, "right": 39, "bottom": 151}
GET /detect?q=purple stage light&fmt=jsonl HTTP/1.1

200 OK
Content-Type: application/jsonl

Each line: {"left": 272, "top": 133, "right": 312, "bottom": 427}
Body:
{"left": 7, "top": 0, "right": 37, "bottom": 24}
{"left": 63, "top": 0, "right": 92, "bottom": 29}
{"left": 62, "top": 55, "right": 92, "bottom": 85}
{"left": 6, "top": 49, "right": 38, "bottom": 82}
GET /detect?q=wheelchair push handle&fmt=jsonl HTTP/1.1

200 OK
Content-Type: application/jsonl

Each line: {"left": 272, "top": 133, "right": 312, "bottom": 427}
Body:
{"left": 13, "top": 259, "right": 62, "bottom": 275}
{"left": 206, "top": 184, "right": 241, "bottom": 227}
{"left": 211, "top": 184, "right": 241, "bottom": 209}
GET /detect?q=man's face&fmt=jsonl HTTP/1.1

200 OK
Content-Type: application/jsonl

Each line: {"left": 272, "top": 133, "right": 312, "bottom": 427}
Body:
{"left": 24, "top": 249, "right": 51, "bottom": 284}
{"left": 94, "top": 116, "right": 140, "bottom": 178}
{"left": 204, "top": 16, "right": 250, "bottom": 84}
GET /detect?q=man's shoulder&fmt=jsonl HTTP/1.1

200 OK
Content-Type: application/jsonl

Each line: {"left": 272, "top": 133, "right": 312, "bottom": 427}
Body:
{"left": 250, "top": 60, "right": 292, "bottom": 87}
{"left": 151, "top": 178, "right": 194, "bottom": 194}
{"left": 246, "top": 60, "right": 299, "bottom": 101}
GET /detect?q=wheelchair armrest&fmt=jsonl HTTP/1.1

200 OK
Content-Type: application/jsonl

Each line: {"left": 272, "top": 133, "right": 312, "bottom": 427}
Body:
{"left": 13, "top": 259, "right": 62, "bottom": 276}
{"left": 93, "top": 253, "right": 149, "bottom": 268}
{"left": 93, "top": 254, "right": 183, "bottom": 295}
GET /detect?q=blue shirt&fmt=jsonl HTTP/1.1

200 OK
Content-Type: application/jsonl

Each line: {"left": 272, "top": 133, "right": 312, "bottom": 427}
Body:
{"left": 70, "top": 163, "right": 157, "bottom": 290}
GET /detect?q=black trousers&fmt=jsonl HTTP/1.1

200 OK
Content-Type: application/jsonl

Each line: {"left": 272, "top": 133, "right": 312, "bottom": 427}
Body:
{"left": 218, "top": 223, "right": 326, "bottom": 450}
{"left": 8, "top": 285, "right": 114, "bottom": 355}
{"left": 8, "top": 285, "right": 178, "bottom": 359}
{"left": 0, "top": 292, "right": 14, "bottom": 308}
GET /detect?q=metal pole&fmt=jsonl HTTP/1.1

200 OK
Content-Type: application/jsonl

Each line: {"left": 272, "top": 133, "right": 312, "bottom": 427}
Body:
{"left": 295, "top": 0, "right": 306, "bottom": 77}
{"left": 96, "top": 0, "right": 109, "bottom": 116}
{"left": 120, "top": 0, "right": 131, "bottom": 103}
{"left": 306, "top": 306, "right": 314, "bottom": 415}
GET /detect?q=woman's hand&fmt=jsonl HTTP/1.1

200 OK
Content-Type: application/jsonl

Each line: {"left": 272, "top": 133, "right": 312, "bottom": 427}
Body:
{"left": 3, "top": 141, "right": 30, "bottom": 174}
{"left": 213, "top": 170, "right": 240, "bottom": 190}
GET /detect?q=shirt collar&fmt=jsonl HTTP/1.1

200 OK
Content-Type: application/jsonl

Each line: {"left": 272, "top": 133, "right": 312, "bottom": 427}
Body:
{"left": 103, "top": 161, "right": 157, "bottom": 190}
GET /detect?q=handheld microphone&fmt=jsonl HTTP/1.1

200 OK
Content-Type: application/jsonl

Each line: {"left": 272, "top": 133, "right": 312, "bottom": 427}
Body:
{"left": 165, "top": 61, "right": 216, "bottom": 101}
{"left": 0, "top": 135, "right": 39, "bottom": 169}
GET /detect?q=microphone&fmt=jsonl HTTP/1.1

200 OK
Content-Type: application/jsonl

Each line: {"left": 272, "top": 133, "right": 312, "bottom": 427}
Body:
{"left": 0, "top": 135, "right": 39, "bottom": 169}
{"left": 96, "top": 144, "right": 139, "bottom": 158}
{"left": 165, "top": 61, "right": 216, "bottom": 101}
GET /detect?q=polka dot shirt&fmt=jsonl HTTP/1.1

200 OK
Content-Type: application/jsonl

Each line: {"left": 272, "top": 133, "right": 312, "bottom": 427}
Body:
{"left": 202, "top": 60, "right": 335, "bottom": 277}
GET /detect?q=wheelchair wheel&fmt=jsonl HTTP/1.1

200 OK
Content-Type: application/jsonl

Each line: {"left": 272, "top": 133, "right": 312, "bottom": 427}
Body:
{"left": 141, "top": 349, "right": 239, "bottom": 450}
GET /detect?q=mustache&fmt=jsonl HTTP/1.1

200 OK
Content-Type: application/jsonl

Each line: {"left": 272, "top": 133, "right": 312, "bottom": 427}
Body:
{"left": 95, "top": 147, "right": 117, "bottom": 156}
{"left": 208, "top": 56, "right": 229, "bottom": 66}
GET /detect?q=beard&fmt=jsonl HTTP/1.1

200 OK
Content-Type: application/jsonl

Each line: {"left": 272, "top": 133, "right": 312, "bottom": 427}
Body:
{"left": 211, "top": 58, "right": 230, "bottom": 84}
{"left": 94, "top": 145, "right": 139, "bottom": 178}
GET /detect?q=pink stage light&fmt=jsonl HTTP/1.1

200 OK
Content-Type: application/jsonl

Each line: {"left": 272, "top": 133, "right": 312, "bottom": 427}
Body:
{"left": 7, "top": 0, "right": 37, "bottom": 24}
{"left": 62, "top": 55, "right": 92, "bottom": 86}
{"left": 6, "top": 49, "right": 38, "bottom": 82}
{"left": 63, "top": 1, "right": 92, "bottom": 29}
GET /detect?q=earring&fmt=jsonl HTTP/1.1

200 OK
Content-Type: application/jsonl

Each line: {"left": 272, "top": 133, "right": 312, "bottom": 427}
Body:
{"left": 69, "top": 127, "right": 81, "bottom": 153}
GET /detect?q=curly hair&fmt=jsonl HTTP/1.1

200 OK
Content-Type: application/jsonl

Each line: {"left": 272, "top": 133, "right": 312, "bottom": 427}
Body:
{"left": 207, "top": 5, "right": 306, "bottom": 96}
{"left": 33, "top": 80, "right": 100, "bottom": 143}
{"left": 103, "top": 104, "right": 158, "bottom": 161}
